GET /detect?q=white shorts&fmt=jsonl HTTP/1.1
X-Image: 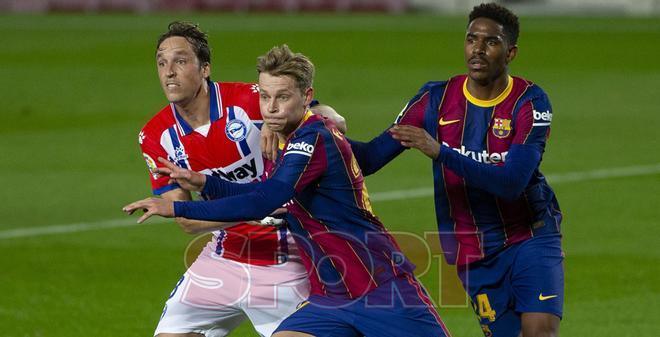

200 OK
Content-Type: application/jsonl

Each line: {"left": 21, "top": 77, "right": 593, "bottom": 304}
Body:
{"left": 154, "top": 241, "right": 309, "bottom": 337}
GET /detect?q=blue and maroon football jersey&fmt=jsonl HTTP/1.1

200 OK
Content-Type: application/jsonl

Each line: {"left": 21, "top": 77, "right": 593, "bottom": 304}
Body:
{"left": 271, "top": 112, "right": 416, "bottom": 299}
{"left": 395, "top": 75, "right": 562, "bottom": 266}
{"left": 139, "top": 80, "right": 289, "bottom": 266}
{"left": 174, "top": 111, "right": 417, "bottom": 299}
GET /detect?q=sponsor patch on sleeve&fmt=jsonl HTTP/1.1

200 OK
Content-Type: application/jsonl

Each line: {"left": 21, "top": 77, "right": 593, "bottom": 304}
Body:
{"left": 143, "top": 153, "right": 160, "bottom": 179}
{"left": 532, "top": 109, "right": 552, "bottom": 127}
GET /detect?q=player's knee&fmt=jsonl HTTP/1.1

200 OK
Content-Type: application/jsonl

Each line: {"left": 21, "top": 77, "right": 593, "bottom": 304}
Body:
{"left": 521, "top": 312, "right": 560, "bottom": 337}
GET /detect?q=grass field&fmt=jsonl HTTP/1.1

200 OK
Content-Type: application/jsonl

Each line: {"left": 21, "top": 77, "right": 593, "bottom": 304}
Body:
{"left": 1, "top": 13, "right": 659, "bottom": 337}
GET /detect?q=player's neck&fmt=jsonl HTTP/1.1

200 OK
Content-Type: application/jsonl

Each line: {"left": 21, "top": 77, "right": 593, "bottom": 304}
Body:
{"left": 466, "top": 74, "right": 509, "bottom": 101}
{"left": 174, "top": 82, "right": 211, "bottom": 129}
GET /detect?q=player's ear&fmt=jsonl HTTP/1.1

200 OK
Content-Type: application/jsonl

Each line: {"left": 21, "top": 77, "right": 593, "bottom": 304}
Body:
{"left": 505, "top": 45, "right": 518, "bottom": 64}
{"left": 201, "top": 62, "right": 211, "bottom": 79}
{"left": 303, "top": 87, "right": 314, "bottom": 107}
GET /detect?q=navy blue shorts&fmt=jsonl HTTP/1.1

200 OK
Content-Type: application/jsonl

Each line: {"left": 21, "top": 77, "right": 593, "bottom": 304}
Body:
{"left": 274, "top": 274, "right": 450, "bottom": 337}
{"left": 458, "top": 234, "right": 564, "bottom": 337}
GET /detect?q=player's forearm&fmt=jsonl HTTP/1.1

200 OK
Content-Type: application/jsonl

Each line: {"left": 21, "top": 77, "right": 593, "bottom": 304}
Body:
{"left": 437, "top": 143, "right": 541, "bottom": 200}
{"left": 202, "top": 175, "right": 259, "bottom": 199}
{"left": 175, "top": 179, "right": 294, "bottom": 222}
{"left": 349, "top": 130, "right": 405, "bottom": 176}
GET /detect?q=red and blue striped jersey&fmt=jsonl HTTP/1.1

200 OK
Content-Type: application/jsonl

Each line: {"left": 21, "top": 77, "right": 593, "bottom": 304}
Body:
{"left": 396, "top": 75, "right": 562, "bottom": 266}
{"left": 270, "top": 112, "right": 415, "bottom": 299}
{"left": 139, "top": 80, "right": 289, "bottom": 266}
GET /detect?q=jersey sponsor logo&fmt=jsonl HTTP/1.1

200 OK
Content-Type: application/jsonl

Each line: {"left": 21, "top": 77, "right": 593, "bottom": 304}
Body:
{"left": 533, "top": 109, "right": 552, "bottom": 126}
{"left": 492, "top": 118, "right": 512, "bottom": 138}
{"left": 285, "top": 141, "right": 315, "bottom": 157}
{"left": 225, "top": 119, "right": 248, "bottom": 142}
{"left": 142, "top": 153, "right": 160, "bottom": 179}
{"left": 209, "top": 157, "right": 259, "bottom": 182}
{"left": 443, "top": 142, "right": 508, "bottom": 164}
{"left": 538, "top": 293, "right": 558, "bottom": 301}
{"left": 439, "top": 117, "right": 461, "bottom": 126}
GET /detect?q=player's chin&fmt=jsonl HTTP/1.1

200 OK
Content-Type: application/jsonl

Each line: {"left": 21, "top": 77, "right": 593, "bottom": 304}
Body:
{"left": 265, "top": 122, "right": 283, "bottom": 131}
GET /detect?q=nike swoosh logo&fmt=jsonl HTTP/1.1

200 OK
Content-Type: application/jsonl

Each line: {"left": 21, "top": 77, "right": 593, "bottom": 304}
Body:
{"left": 538, "top": 294, "right": 558, "bottom": 301}
{"left": 439, "top": 117, "right": 461, "bottom": 126}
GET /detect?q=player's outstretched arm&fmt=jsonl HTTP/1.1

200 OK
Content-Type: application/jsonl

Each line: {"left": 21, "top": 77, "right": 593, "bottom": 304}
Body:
{"left": 391, "top": 125, "right": 541, "bottom": 200}
{"left": 123, "top": 197, "right": 174, "bottom": 224}
{"left": 348, "top": 128, "right": 406, "bottom": 176}
{"left": 310, "top": 104, "right": 347, "bottom": 133}
{"left": 174, "top": 178, "right": 295, "bottom": 222}
{"left": 155, "top": 157, "right": 206, "bottom": 192}
{"left": 159, "top": 188, "right": 254, "bottom": 234}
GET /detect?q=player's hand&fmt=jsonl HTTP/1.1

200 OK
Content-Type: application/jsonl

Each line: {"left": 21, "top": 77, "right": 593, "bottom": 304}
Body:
{"left": 390, "top": 125, "right": 441, "bottom": 160}
{"left": 154, "top": 157, "right": 206, "bottom": 192}
{"left": 310, "top": 104, "right": 347, "bottom": 134}
{"left": 260, "top": 124, "right": 279, "bottom": 161}
{"left": 122, "top": 197, "right": 174, "bottom": 224}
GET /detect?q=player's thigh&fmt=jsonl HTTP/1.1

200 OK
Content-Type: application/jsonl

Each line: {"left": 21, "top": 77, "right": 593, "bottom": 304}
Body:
{"left": 510, "top": 235, "right": 564, "bottom": 319}
{"left": 240, "top": 263, "right": 310, "bottom": 337}
{"left": 155, "top": 272, "right": 247, "bottom": 337}
{"left": 156, "top": 333, "right": 205, "bottom": 337}
{"left": 273, "top": 298, "right": 361, "bottom": 337}
{"left": 355, "top": 275, "right": 450, "bottom": 337}
{"left": 458, "top": 250, "right": 520, "bottom": 337}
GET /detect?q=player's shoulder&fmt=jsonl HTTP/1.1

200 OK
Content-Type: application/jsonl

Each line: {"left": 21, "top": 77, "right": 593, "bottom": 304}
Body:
{"left": 513, "top": 76, "right": 549, "bottom": 102}
{"left": 141, "top": 104, "right": 175, "bottom": 136}
{"left": 288, "top": 114, "right": 339, "bottom": 150}
{"left": 416, "top": 79, "right": 451, "bottom": 96}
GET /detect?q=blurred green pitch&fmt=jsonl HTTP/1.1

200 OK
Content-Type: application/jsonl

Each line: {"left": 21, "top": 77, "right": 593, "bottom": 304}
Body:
{"left": 0, "top": 13, "right": 658, "bottom": 336}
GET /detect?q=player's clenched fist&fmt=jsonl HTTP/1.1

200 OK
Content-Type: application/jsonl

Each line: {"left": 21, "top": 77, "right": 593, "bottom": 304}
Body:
{"left": 123, "top": 197, "right": 175, "bottom": 224}
{"left": 154, "top": 157, "right": 206, "bottom": 192}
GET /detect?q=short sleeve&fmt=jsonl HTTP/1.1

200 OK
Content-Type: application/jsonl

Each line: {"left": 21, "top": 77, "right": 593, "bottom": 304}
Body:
{"left": 139, "top": 128, "right": 179, "bottom": 195}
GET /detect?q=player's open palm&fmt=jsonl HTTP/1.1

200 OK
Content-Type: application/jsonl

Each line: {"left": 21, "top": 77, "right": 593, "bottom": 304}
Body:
{"left": 155, "top": 157, "right": 206, "bottom": 192}
{"left": 122, "top": 197, "right": 174, "bottom": 224}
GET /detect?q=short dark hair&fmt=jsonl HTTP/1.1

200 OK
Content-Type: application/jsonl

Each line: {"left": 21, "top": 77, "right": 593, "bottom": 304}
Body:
{"left": 156, "top": 21, "right": 211, "bottom": 66}
{"left": 257, "top": 45, "right": 315, "bottom": 94}
{"left": 468, "top": 3, "right": 519, "bottom": 45}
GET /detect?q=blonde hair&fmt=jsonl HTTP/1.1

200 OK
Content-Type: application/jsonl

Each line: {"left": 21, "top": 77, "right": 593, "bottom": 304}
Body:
{"left": 257, "top": 45, "right": 315, "bottom": 93}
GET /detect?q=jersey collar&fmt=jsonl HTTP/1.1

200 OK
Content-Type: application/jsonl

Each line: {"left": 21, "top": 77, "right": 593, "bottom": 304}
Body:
{"left": 463, "top": 75, "right": 513, "bottom": 107}
{"left": 171, "top": 79, "right": 224, "bottom": 136}
{"left": 280, "top": 110, "right": 316, "bottom": 145}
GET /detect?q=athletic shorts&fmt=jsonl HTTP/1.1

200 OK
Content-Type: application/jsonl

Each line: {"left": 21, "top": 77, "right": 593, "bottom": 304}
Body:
{"left": 457, "top": 234, "right": 564, "bottom": 337}
{"left": 274, "top": 274, "right": 451, "bottom": 337}
{"left": 154, "top": 241, "right": 310, "bottom": 337}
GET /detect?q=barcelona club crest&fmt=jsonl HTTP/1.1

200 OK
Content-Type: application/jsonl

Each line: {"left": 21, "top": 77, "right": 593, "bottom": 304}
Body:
{"left": 492, "top": 118, "right": 511, "bottom": 138}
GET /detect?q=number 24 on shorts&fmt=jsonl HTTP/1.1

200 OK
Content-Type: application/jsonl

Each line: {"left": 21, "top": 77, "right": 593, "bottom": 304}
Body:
{"left": 475, "top": 293, "right": 496, "bottom": 322}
